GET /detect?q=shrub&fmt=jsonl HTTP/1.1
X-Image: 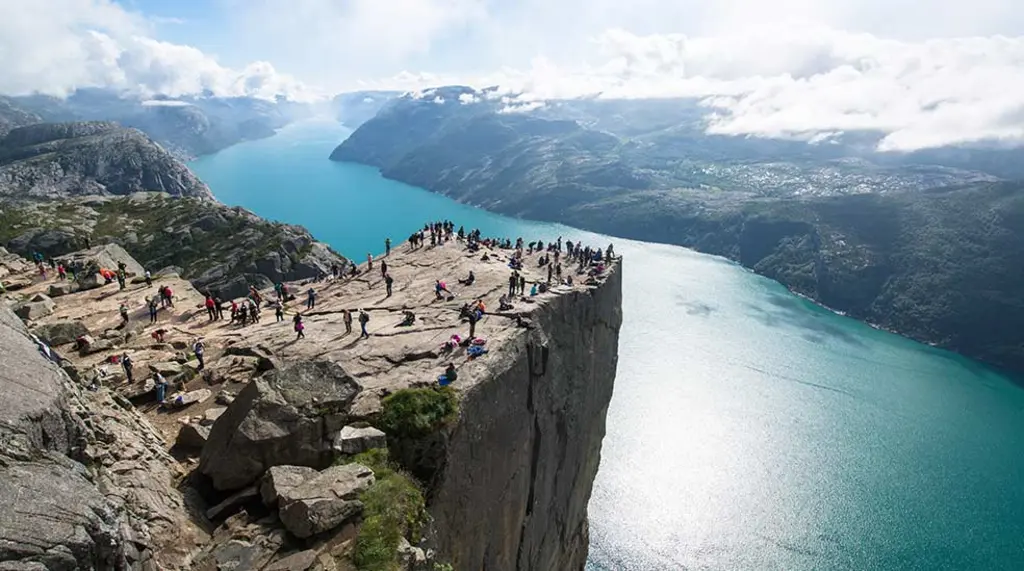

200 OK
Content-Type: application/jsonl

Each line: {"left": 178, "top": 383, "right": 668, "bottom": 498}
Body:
{"left": 348, "top": 450, "right": 428, "bottom": 571}
{"left": 378, "top": 387, "right": 458, "bottom": 439}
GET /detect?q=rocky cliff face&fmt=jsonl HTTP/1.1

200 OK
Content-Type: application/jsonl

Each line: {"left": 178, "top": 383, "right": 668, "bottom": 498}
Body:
{"left": 0, "top": 121, "right": 213, "bottom": 201}
{"left": 430, "top": 259, "right": 623, "bottom": 570}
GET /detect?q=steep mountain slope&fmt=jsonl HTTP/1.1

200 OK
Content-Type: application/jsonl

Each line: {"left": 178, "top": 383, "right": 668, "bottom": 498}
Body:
{"left": 0, "top": 193, "right": 344, "bottom": 298}
{"left": 0, "top": 96, "right": 41, "bottom": 137}
{"left": 0, "top": 121, "right": 212, "bottom": 201}
{"left": 332, "top": 91, "right": 1024, "bottom": 373}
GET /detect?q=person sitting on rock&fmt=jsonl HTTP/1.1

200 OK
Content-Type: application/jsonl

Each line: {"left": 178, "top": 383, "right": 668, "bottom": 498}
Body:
{"left": 458, "top": 271, "right": 475, "bottom": 286}
{"left": 119, "top": 302, "right": 130, "bottom": 326}
{"left": 438, "top": 363, "right": 458, "bottom": 387}
{"left": 399, "top": 310, "right": 416, "bottom": 327}
{"left": 498, "top": 294, "right": 514, "bottom": 311}
{"left": 530, "top": 283, "right": 538, "bottom": 297}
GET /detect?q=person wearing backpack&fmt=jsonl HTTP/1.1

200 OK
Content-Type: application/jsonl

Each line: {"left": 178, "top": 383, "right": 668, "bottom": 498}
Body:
{"left": 359, "top": 310, "right": 370, "bottom": 339}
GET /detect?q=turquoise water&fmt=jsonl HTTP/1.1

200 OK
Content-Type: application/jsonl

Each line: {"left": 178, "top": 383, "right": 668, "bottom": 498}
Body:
{"left": 192, "top": 120, "right": 1024, "bottom": 571}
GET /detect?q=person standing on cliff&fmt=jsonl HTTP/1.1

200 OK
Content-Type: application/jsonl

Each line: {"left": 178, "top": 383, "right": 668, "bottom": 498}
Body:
{"left": 205, "top": 295, "right": 217, "bottom": 321}
{"left": 343, "top": 309, "right": 353, "bottom": 334}
{"left": 380, "top": 259, "right": 388, "bottom": 279}
{"left": 508, "top": 271, "right": 517, "bottom": 296}
{"left": 274, "top": 300, "right": 284, "bottom": 322}
{"left": 121, "top": 352, "right": 134, "bottom": 383}
{"left": 147, "top": 296, "right": 158, "bottom": 323}
{"left": 215, "top": 296, "right": 225, "bottom": 320}
{"left": 193, "top": 338, "right": 206, "bottom": 371}
{"left": 385, "top": 273, "right": 394, "bottom": 297}
{"left": 294, "top": 314, "right": 305, "bottom": 339}
{"left": 358, "top": 310, "right": 370, "bottom": 339}
{"left": 385, "top": 238, "right": 391, "bottom": 257}
{"left": 518, "top": 274, "right": 526, "bottom": 296}
{"left": 306, "top": 288, "right": 317, "bottom": 310}
{"left": 366, "top": 253, "right": 373, "bottom": 271}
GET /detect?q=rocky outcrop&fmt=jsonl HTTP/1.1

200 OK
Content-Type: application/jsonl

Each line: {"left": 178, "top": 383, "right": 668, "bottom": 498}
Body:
{"left": 0, "top": 121, "right": 213, "bottom": 201}
{"left": 0, "top": 305, "right": 204, "bottom": 569}
{"left": 276, "top": 463, "right": 375, "bottom": 538}
{"left": 427, "top": 258, "right": 623, "bottom": 571}
{"left": 199, "top": 360, "right": 363, "bottom": 491}
{"left": 1, "top": 194, "right": 347, "bottom": 300}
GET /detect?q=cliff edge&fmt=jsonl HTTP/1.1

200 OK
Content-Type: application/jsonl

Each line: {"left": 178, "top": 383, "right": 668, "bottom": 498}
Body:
{"left": 1, "top": 231, "right": 622, "bottom": 570}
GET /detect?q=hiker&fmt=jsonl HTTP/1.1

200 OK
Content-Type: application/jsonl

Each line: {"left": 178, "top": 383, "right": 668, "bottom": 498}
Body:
{"left": 162, "top": 285, "right": 174, "bottom": 307}
{"left": 147, "top": 296, "right": 158, "bottom": 323}
{"left": 547, "top": 264, "right": 553, "bottom": 284}
{"left": 116, "top": 270, "right": 126, "bottom": 290}
{"left": 274, "top": 300, "right": 284, "bottom": 322}
{"left": 122, "top": 353, "right": 134, "bottom": 383}
{"left": 238, "top": 303, "right": 249, "bottom": 325}
{"left": 385, "top": 238, "right": 391, "bottom": 257}
{"left": 215, "top": 296, "right": 225, "bottom": 320}
{"left": 508, "top": 271, "right": 517, "bottom": 296}
{"left": 499, "top": 294, "right": 513, "bottom": 311}
{"left": 230, "top": 300, "right": 239, "bottom": 322}
{"left": 530, "top": 282, "right": 538, "bottom": 296}
{"left": 144, "top": 269, "right": 152, "bottom": 287}
{"left": 249, "top": 285, "right": 262, "bottom": 306}
{"left": 468, "top": 308, "right": 478, "bottom": 339}
{"left": 400, "top": 310, "right": 416, "bottom": 326}
{"left": 193, "top": 339, "right": 205, "bottom": 371}
{"left": 435, "top": 280, "right": 452, "bottom": 300}
{"left": 57, "top": 263, "right": 66, "bottom": 280}
{"left": 274, "top": 282, "right": 283, "bottom": 299}
{"left": 343, "top": 309, "right": 353, "bottom": 334}
{"left": 205, "top": 295, "right": 217, "bottom": 321}
{"left": 151, "top": 328, "right": 167, "bottom": 343}
{"left": 518, "top": 275, "right": 526, "bottom": 295}
{"left": 154, "top": 372, "right": 168, "bottom": 404}
{"left": 438, "top": 363, "right": 457, "bottom": 386}
{"left": 459, "top": 271, "right": 475, "bottom": 286}
{"left": 358, "top": 310, "right": 370, "bottom": 339}
{"left": 607, "top": 243, "right": 615, "bottom": 259}
{"left": 366, "top": 253, "right": 373, "bottom": 270}
{"left": 294, "top": 314, "right": 305, "bottom": 339}
{"left": 385, "top": 273, "right": 394, "bottom": 297}
{"left": 119, "top": 302, "right": 130, "bottom": 326}
{"left": 249, "top": 300, "right": 261, "bottom": 323}
{"left": 380, "top": 259, "right": 388, "bottom": 279}
{"left": 306, "top": 288, "right": 316, "bottom": 310}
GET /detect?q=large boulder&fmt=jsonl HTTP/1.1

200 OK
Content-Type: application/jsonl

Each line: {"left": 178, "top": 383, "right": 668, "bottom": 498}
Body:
{"left": 199, "top": 360, "right": 362, "bottom": 491}
{"left": 64, "top": 244, "right": 145, "bottom": 278}
{"left": 260, "top": 465, "right": 319, "bottom": 507}
{"left": 176, "top": 422, "right": 211, "bottom": 450}
{"left": 13, "top": 297, "right": 56, "bottom": 321}
{"left": 47, "top": 281, "right": 76, "bottom": 297}
{"left": 6, "top": 228, "right": 84, "bottom": 259}
{"left": 31, "top": 320, "right": 90, "bottom": 347}
{"left": 277, "top": 464, "right": 375, "bottom": 539}
{"left": 0, "top": 305, "right": 133, "bottom": 569}
{"left": 333, "top": 425, "right": 387, "bottom": 455}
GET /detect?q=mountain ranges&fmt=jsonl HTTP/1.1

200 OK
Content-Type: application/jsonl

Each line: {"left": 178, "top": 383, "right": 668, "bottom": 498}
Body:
{"left": 331, "top": 86, "right": 1024, "bottom": 373}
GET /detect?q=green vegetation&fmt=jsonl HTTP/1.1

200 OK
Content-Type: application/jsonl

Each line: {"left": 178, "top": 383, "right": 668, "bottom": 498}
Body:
{"left": 378, "top": 387, "right": 458, "bottom": 439}
{"left": 345, "top": 449, "right": 429, "bottom": 571}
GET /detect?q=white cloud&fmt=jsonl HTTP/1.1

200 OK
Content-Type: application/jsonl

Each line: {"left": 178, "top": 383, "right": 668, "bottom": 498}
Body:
{"left": 140, "top": 99, "right": 192, "bottom": 107}
{"left": 0, "top": 0, "right": 318, "bottom": 100}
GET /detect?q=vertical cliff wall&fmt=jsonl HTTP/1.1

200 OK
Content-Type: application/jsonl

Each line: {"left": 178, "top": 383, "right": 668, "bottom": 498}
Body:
{"left": 429, "top": 260, "right": 623, "bottom": 571}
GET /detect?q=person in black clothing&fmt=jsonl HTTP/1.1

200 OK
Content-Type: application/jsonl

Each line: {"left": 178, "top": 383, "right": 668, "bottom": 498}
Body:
{"left": 359, "top": 310, "right": 370, "bottom": 339}
{"left": 380, "top": 259, "right": 388, "bottom": 279}
{"left": 121, "top": 353, "right": 134, "bottom": 383}
{"left": 385, "top": 273, "right": 394, "bottom": 297}
{"left": 385, "top": 238, "right": 391, "bottom": 257}
{"left": 508, "top": 271, "right": 517, "bottom": 296}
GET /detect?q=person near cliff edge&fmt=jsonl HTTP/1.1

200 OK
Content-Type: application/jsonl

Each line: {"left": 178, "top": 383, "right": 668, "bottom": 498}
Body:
{"left": 438, "top": 363, "right": 458, "bottom": 386}
{"left": 385, "top": 238, "right": 391, "bottom": 257}
{"left": 366, "top": 253, "right": 373, "bottom": 270}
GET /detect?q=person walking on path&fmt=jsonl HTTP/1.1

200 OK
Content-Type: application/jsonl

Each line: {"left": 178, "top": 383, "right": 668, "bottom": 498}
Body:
{"left": 343, "top": 309, "right": 353, "bottom": 334}
{"left": 306, "top": 288, "right": 316, "bottom": 310}
{"left": 385, "top": 238, "right": 391, "bottom": 257}
{"left": 358, "top": 310, "right": 370, "bottom": 339}
{"left": 293, "top": 314, "right": 305, "bottom": 339}
{"left": 385, "top": 273, "right": 394, "bottom": 297}
{"left": 193, "top": 338, "right": 206, "bottom": 370}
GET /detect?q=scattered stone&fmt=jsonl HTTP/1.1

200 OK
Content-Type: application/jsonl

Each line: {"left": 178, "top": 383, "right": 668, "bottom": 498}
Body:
{"left": 260, "top": 465, "right": 319, "bottom": 508}
{"left": 149, "top": 361, "right": 185, "bottom": 377}
{"left": 264, "top": 549, "right": 319, "bottom": 571}
{"left": 167, "top": 388, "right": 212, "bottom": 408}
{"left": 199, "top": 360, "right": 362, "bottom": 491}
{"left": 2, "top": 275, "right": 32, "bottom": 291}
{"left": 205, "top": 485, "right": 260, "bottom": 520}
{"left": 14, "top": 298, "right": 56, "bottom": 320}
{"left": 277, "top": 464, "right": 375, "bottom": 539}
{"left": 201, "top": 407, "right": 227, "bottom": 426}
{"left": 80, "top": 337, "right": 115, "bottom": 355}
{"left": 176, "top": 423, "right": 211, "bottom": 450}
{"left": 47, "top": 281, "right": 76, "bottom": 297}
{"left": 31, "top": 320, "right": 90, "bottom": 346}
{"left": 333, "top": 425, "right": 387, "bottom": 455}
{"left": 215, "top": 391, "right": 236, "bottom": 406}
{"left": 398, "top": 537, "right": 430, "bottom": 571}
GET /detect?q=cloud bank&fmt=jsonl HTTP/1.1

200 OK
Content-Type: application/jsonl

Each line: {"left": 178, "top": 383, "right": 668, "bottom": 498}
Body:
{"left": 2, "top": 0, "right": 1024, "bottom": 150}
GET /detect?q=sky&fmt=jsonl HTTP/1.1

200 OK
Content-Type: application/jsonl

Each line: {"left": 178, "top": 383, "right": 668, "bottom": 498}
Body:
{"left": 1, "top": 0, "right": 1024, "bottom": 150}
